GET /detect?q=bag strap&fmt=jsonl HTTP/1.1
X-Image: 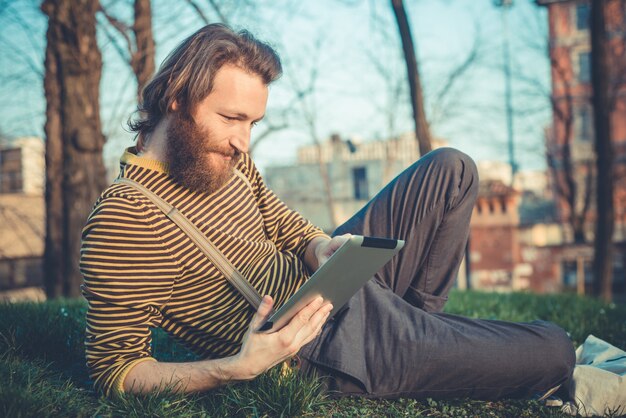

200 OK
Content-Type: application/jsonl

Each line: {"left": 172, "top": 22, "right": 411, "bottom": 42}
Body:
{"left": 114, "top": 175, "right": 263, "bottom": 310}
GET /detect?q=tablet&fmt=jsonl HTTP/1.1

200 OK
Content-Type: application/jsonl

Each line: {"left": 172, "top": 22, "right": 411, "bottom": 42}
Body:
{"left": 257, "top": 235, "right": 405, "bottom": 333}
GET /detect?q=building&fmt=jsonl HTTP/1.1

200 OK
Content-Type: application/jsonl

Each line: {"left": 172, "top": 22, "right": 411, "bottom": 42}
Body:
{"left": 469, "top": 167, "right": 564, "bottom": 292}
{"left": 0, "top": 193, "right": 45, "bottom": 290}
{"left": 0, "top": 137, "right": 45, "bottom": 290}
{"left": 264, "top": 133, "right": 447, "bottom": 232}
{"left": 265, "top": 134, "right": 575, "bottom": 293}
{"left": 470, "top": 161, "right": 624, "bottom": 295}
{"left": 0, "top": 137, "right": 45, "bottom": 195}
{"left": 470, "top": 180, "right": 522, "bottom": 290}
{"left": 537, "top": 0, "right": 626, "bottom": 288}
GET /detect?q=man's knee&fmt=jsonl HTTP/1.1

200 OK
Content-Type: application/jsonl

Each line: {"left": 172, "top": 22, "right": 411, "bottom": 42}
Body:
{"left": 424, "top": 147, "right": 478, "bottom": 178}
{"left": 534, "top": 321, "right": 576, "bottom": 385}
{"left": 420, "top": 147, "right": 478, "bottom": 200}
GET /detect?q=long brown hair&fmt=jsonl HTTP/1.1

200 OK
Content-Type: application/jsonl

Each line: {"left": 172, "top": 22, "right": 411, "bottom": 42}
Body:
{"left": 129, "top": 23, "right": 282, "bottom": 150}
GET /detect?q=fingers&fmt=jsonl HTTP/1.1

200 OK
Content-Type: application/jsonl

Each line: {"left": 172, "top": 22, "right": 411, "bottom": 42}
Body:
{"left": 318, "top": 234, "right": 353, "bottom": 267}
{"left": 299, "top": 303, "right": 332, "bottom": 346}
{"left": 250, "top": 295, "right": 274, "bottom": 329}
{"left": 328, "top": 234, "right": 352, "bottom": 252}
{"left": 279, "top": 298, "right": 333, "bottom": 349}
{"left": 278, "top": 297, "right": 322, "bottom": 341}
{"left": 240, "top": 297, "right": 332, "bottom": 376}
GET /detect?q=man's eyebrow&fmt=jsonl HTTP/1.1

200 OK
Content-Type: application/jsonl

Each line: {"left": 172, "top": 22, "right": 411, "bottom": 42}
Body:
{"left": 222, "top": 111, "right": 265, "bottom": 122}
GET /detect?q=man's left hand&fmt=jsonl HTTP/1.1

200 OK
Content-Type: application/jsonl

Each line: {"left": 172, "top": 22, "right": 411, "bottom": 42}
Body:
{"left": 314, "top": 233, "right": 352, "bottom": 268}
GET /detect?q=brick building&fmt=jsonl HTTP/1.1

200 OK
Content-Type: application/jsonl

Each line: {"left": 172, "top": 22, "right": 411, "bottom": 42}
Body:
{"left": 536, "top": 0, "right": 626, "bottom": 287}
{"left": 468, "top": 176, "right": 566, "bottom": 293}
{"left": 470, "top": 180, "right": 522, "bottom": 289}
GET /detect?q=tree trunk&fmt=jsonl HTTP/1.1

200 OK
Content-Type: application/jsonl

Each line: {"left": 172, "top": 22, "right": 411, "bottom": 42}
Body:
{"left": 390, "top": 0, "right": 432, "bottom": 156}
{"left": 131, "top": 0, "right": 155, "bottom": 100}
{"left": 42, "top": 0, "right": 108, "bottom": 298}
{"left": 42, "top": 25, "right": 64, "bottom": 299}
{"left": 590, "top": 0, "right": 614, "bottom": 302}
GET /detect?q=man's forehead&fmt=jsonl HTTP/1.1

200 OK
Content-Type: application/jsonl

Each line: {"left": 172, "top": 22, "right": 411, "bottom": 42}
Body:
{"left": 203, "top": 65, "right": 268, "bottom": 117}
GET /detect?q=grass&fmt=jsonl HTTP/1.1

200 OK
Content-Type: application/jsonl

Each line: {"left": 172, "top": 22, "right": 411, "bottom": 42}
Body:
{"left": 0, "top": 290, "right": 624, "bottom": 417}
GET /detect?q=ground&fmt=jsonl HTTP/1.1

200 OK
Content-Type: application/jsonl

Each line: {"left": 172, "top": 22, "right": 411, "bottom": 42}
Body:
{"left": 1, "top": 290, "right": 625, "bottom": 417}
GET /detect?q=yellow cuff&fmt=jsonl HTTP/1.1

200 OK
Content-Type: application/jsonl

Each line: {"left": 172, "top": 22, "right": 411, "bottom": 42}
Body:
{"left": 114, "top": 357, "right": 158, "bottom": 394}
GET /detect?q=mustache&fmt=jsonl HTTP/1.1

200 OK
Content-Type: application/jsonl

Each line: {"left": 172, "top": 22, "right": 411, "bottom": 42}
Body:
{"left": 207, "top": 147, "right": 242, "bottom": 160}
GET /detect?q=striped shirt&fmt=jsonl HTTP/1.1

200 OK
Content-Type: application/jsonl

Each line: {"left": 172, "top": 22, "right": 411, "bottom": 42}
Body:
{"left": 80, "top": 147, "right": 328, "bottom": 396}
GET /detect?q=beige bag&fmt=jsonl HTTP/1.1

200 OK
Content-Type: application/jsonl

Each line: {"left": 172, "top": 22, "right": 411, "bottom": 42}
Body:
{"left": 562, "top": 335, "right": 626, "bottom": 417}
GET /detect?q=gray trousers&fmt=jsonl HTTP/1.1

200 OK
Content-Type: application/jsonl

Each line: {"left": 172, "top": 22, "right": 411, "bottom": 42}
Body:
{"left": 298, "top": 148, "right": 576, "bottom": 400}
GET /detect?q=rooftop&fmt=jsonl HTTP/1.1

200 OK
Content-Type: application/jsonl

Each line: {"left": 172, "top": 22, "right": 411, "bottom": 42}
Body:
{"left": 477, "top": 180, "right": 517, "bottom": 198}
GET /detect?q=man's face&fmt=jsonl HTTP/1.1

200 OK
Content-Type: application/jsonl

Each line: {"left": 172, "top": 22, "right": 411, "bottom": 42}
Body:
{"left": 165, "top": 64, "right": 268, "bottom": 194}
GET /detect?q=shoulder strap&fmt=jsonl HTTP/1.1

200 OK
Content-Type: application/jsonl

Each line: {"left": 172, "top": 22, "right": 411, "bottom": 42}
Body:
{"left": 233, "top": 168, "right": 253, "bottom": 191}
{"left": 114, "top": 175, "right": 263, "bottom": 310}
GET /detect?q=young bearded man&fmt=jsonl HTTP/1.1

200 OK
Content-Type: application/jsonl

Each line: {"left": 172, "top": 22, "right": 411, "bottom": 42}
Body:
{"left": 80, "top": 23, "right": 575, "bottom": 400}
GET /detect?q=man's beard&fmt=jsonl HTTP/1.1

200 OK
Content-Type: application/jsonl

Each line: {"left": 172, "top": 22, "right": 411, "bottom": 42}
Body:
{"left": 165, "top": 111, "right": 241, "bottom": 194}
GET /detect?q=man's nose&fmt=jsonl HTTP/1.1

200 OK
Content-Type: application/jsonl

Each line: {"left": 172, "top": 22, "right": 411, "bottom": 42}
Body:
{"left": 231, "top": 125, "right": 251, "bottom": 153}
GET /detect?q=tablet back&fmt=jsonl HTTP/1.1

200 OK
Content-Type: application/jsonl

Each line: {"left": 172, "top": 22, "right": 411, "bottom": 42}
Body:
{"left": 257, "top": 235, "right": 404, "bottom": 332}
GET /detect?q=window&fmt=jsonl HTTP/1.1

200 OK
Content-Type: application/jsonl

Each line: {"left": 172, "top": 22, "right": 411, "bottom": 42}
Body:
{"left": 0, "top": 148, "right": 23, "bottom": 193}
{"left": 576, "top": 3, "right": 590, "bottom": 31}
{"left": 575, "top": 106, "right": 594, "bottom": 142}
{"left": 562, "top": 259, "right": 593, "bottom": 287}
{"left": 352, "top": 167, "right": 369, "bottom": 200}
{"left": 577, "top": 51, "right": 591, "bottom": 83}
{"left": 562, "top": 261, "right": 577, "bottom": 287}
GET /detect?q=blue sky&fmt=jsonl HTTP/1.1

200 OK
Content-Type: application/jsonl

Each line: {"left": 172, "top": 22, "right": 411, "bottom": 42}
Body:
{"left": 0, "top": 0, "right": 550, "bottom": 175}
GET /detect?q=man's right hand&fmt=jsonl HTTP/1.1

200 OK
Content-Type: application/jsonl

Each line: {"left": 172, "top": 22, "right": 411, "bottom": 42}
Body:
{"left": 122, "top": 295, "right": 332, "bottom": 394}
{"left": 229, "top": 295, "right": 333, "bottom": 380}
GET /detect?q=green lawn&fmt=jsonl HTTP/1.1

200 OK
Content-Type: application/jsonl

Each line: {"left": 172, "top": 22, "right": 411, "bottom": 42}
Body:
{"left": 1, "top": 290, "right": 625, "bottom": 417}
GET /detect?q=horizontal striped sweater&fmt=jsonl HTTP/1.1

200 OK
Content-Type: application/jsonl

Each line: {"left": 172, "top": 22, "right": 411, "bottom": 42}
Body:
{"left": 80, "top": 147, "right": 328, "bottom": 396}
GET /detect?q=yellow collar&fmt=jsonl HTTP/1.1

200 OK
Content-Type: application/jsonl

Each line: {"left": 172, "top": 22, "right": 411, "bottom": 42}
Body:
{"left": 120, "top": 146, "right": 169, "bottom": 174}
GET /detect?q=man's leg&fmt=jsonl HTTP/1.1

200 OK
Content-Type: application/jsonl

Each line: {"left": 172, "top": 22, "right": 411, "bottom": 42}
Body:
{"left": 299, "top": 148, "right": 575, "bottom": 400}
{"left": 333, "top": 147, "right": 478, "bottom": 312}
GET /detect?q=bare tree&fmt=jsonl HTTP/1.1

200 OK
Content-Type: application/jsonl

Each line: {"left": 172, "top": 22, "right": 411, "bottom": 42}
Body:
{"left": 183, "top": 0, "right": 261, "bottom": 28}
{"left": 590, "top": 0, "right": 614, "bottom": 301}
{"left": 248, "top": 107, "right": 294, "bottom": 157}
{"left": 514, "top": 5, "right": 593, "bottom": 244}
{"left": 365, "top": 4, "right": 481, "bottom": 183}
{"left": 286, "top": 40, "right": 339, "bottom": 231}
{"left": 42, "top": 0, "right": 108, "bottom": 298}
{"left": 99, "top": 0, "right": 155, "bottom": 101}
{"left": 0, "top": 2, "right": 46, "bottom": 138}
{"left": 533, "top": 0, "right": 626, "bottom": 298}
{"left": 545, "top": 53, "right": 593, "bottom": 244}
{"left": 183, "top": 0, "right": 230, "bottom": 25}
{"left": 390, "top": 0, "right": 432, "bottom": 156}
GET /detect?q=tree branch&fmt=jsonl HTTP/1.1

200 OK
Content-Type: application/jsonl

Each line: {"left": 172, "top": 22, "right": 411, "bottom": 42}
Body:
{"left": 97, "top": 14, "right": 130, "bottom": 63}
{"left": 433, "top": 22, "right": 481, "bottom": 109}
{"left": 207, "top": 0, "right": 229, "bottom": 25}
{"left": 98, "top": 4, "right": 133, "bottom": 57}
{"left": 185, "top": 0, "right": 209, "bottom": 24}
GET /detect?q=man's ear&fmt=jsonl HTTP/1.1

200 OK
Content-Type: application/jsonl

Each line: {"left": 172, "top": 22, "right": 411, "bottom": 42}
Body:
{"left": 170, "top": 100, "right": 179, "bottom": 112}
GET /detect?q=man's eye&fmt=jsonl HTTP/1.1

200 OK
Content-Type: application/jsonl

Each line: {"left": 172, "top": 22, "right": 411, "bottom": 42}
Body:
{"left": 251, "top": 121, "right": 258, "bottom": 128}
